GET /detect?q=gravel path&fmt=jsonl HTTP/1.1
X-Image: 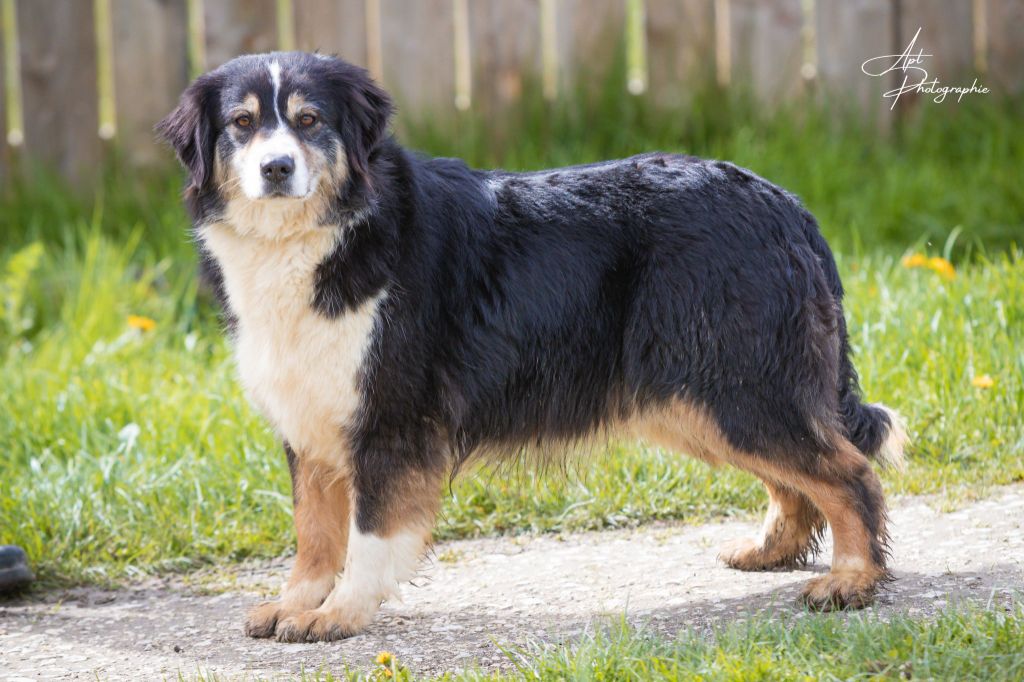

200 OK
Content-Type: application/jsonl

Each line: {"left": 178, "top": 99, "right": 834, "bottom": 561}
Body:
{"left": 2, "top": 485, "right": 1023, "bottom": 680}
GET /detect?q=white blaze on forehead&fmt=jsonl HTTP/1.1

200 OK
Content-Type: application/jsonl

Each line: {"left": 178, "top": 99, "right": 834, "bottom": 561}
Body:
{"left": 230, "top": 60, "right": 313, "bottom": 199}
{"left": 268, "top": 59, "right": 283, "bottom": 125}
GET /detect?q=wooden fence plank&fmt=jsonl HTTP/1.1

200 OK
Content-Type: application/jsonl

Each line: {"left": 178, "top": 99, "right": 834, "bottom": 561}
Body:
{"left": 646, "top": 0, "right": 715, "bottom": 107}
{"left": 468, "top": 0, "right": 541, "bottom": 114}
{"left": 729, "top": 0, "right": 804, "bottom": 101}
{"left": 379, "top": 0, "right": 454, "bottom": 116}
{"left": 2, "top": 0, "right": 1021, "bottom": 182}
{"left": 0, "top": 5, "right": 7, "bottom": 184}
{"left": 557, "top": 0, "right": 626, "bottom": 96}
{"left": 17, "top": 0, "right": 100, "bottom": 184}
{"left": 112, "top": 0, "right": 188, "bottom": 166}
{"left": 294, "top": 0, "right": 367, "bottom": 66}
{"left": 204, "top": 0, "right": 277, "bottom": 69}
{"left": 987, "top": 0, "right": 1024, "bottom": 93}
{"left": 817, "top": 0, "right": 893, "bottom": 115}
{"left": 900, "top": 0, "right": 973, "bottom": 82}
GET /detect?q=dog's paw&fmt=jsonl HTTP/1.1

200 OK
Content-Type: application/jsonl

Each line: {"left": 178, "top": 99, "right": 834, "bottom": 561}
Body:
{"left": 275, "top": 608, "right": 363, "bottom": 643}
{"left": 720, "top": 536, "right": 811, "bottom": 571}
{"left": 719, "top": 537, "right": 796, "bottom": 571}
{"left": 245, "top": 601, "right": 297, "bottom": 638}
{"left": 801, "top": 571, "right": 877, "bottom": 611}
{"left": 718, "top": 537, "right": 767, "bottom": 571}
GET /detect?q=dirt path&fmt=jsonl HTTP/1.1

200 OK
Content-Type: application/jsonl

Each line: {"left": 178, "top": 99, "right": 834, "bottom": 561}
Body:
{"left": 2, "top": 486, "right": 1023, "bottom": 680}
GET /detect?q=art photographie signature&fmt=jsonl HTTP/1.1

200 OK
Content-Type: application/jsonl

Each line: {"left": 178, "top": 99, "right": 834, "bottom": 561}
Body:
{"left": 861, "top": 28, "right": 989, "bottom": 109}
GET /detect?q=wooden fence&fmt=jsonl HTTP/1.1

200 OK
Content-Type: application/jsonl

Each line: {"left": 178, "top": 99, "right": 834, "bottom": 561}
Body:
{"left": 0, "top": 0, "right": 1021, "bottom": 185}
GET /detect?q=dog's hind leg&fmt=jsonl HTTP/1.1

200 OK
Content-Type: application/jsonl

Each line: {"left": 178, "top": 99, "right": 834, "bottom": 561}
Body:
{"left": 635, "top": 411, "right": 823, "bottom": 569}
{"left": 245, "top": 443, "right": 350, "bottom": 638}
{"left": 787, "top": 442, "right": 890, "bottom": 610}
{"left": 726, "top": 440, "right": 890, "bottom": 610}
{"left": 719, "top": 480, "right": 825, "bottom": 571}
{"left": 636, "top": 400, "right": 889, "bottom": 610}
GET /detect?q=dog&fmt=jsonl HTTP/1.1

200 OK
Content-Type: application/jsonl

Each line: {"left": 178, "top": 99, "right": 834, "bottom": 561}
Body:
{"left": 158, "top": 51, "right": 908, "bottom": 643}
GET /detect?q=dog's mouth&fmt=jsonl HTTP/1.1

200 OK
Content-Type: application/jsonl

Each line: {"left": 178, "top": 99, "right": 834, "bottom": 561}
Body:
{"left": 256, "top": 171, "right": 320, "bottom": 202}
{"left": 252, "top": 182, "right": 318, "bottom": 202}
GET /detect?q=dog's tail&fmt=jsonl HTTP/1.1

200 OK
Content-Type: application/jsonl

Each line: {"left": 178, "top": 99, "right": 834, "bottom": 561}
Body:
{"left": 800, "top": 211, "right": 909, "bottom": 470}
{"left": 841, "top": 396, "right": 909, "bottom": 471}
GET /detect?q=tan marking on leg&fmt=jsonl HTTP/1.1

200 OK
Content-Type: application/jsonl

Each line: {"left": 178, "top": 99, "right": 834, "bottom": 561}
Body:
{"left": 245, "top": 457, "right": 350, "bottom": 638}
{"left": 288, "top": 459, "right": 351, "bottom": 588}
{"left": 792, "top": 445, "right": 888, "bottom": 609}
{"left": 719, "top": 480, "right": 825, "bottom": 570}
{"left": 376, "top": 466, "right": 445, "bottom": 538}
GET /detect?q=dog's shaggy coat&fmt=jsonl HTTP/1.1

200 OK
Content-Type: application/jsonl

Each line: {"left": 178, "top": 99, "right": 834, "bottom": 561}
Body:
{"left": 159, "top": 52, "right": 908, "bottom": 642}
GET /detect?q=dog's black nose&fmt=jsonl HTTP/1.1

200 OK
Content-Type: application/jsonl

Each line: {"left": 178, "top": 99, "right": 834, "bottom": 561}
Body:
{"left": 261, "top": 155, "right": 295, "bottom": 183}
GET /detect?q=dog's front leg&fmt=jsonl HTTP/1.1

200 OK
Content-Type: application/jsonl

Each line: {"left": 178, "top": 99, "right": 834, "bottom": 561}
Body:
{"left": 275, "top": 438, "right": 442, "bottom": 642}
{"left": 245, "top": 443, "right": 349, "bottom": 638}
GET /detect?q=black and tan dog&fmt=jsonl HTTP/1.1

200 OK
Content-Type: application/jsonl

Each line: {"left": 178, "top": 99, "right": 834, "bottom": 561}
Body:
{"left": 159, "top": 51, "right": 908, "bottom": 643}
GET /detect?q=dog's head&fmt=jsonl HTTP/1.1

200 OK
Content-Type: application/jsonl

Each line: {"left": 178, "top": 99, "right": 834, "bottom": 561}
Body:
{"left": 158, "top": 52, "right": 392, "bottom": 211}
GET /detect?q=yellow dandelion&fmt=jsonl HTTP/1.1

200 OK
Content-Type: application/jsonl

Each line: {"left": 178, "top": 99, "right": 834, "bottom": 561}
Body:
{"left": 383, "top": 669, "right": 393, "bottom": 678}
{"left": 127, "top": 315, "right": 157, "bottom": 332}
{"left": 376, "top": 651, "right": 394, "bottom": 666}
{"left": 901, "top": 253, "right": 928, "bottom": 268}
{"left": 926, "top": 256, "right": 956, "bottom": 281}
{"left": 971, "top": 374, "right": 995, "bottom": 389}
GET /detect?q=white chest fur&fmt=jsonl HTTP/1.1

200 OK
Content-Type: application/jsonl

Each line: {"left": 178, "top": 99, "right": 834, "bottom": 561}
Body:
{"left": 201, "top": 208, "right": 383, "bottom": 466}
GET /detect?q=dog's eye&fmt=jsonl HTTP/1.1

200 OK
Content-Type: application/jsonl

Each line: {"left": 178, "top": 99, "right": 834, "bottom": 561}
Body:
{"left": 234, "top": 115, "right": 251, "bottom": 128}
{"left": 298, "top": 113, "right": 317, "bottom": 128}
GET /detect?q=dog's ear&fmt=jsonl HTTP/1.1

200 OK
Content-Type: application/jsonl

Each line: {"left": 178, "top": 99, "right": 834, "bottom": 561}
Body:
{"left": 328, "top": 61, "right": 394, "bottom": 189}
{"left": 157, "top": 75, "right": 220, "bottom": 195}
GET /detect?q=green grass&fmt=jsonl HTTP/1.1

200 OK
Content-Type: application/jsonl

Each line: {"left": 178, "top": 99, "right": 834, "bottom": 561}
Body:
{"left": 1, "top": 80, "right": 1022, "bottom": 586}
{"left": 187, "top": 605, "right": 1024, "bottom": 680}
{"left": 455, "top": 606, "right": 1024, "bottom": 682}
{"left": 2, "top": 228, "right": 1021, "bottom": 585}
